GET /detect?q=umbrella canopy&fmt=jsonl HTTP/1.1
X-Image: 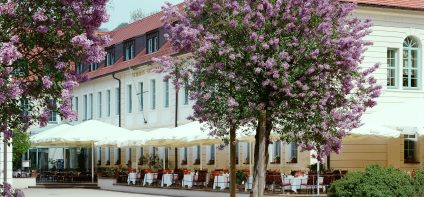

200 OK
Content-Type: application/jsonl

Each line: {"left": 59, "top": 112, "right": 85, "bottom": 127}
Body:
{"left": 143, "top": 127, "right": 185, "bottom": 147}
{"left": 30, "top": 124, "right": 72, "bottom": 145}
{"left": 96, "top": 130, "right": 149, "bottom": 147}
{"left": 32, "top": 120, "right": 133, "bottom": 147}
{"left": 349, "top": 123, "right": 400, "bottom": 138}
{"left": 363, "top": 101, "right": 424, "bottom": 135}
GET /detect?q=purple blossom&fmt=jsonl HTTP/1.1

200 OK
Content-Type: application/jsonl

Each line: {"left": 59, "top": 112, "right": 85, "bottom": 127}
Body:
{"left": 0, "top": 41, "right": 21, "bottom": 65}
{"left": 33, "top": 9, "right": 48, "bottom": 22}
{"left": 36, "top": 25, "right": 48, "bottom": 33}
{"left": 42, "top": 76, "right": 53, "bottom": 89}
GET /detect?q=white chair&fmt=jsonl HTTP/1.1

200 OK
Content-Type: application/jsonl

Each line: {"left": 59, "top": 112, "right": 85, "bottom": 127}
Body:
{"left": 281, "top": 176, "right": 292, "bottom": 193}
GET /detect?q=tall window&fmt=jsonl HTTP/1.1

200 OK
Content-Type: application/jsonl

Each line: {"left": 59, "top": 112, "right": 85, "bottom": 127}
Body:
{"left": 124, "top": 39, "right": 135, "bottom": 61}
{"left": 106, "top": 47, "right": 115, "bottom": 66}
{"left": 149, "top": 146, "right": 156, "bottom": 158}
{"left": 387, "top": 49, "right": 398, "bottom": 88}
{"left": 105, "top": 147, "right": 110, "bottom": 165}
{"left": 76, "top": 63, "right": 84, "bottom": 74}
{"left": 164, "top": 79, "right": 169, "bottom": 108}
{"left": 126, "top": 148, "right": 132, "bottom": 163}
{"left": 146, "top": 31, "right": 159, "bottom": 54}
{"left": 403, "top": 37, "right": 419, "bottom": 88}
{"left": 273, "top": 141, "right": 281, "bottom": 164}
{"left": 98, "top": 92, "right": 102, "bottom": 118}
{"left": 74, "top": 97, "right": 79, "bottom": 120}
{"left": 127, "top": 85, "right": 132, "bottom": 113}
{"left": 193, "top": 145, "right": 201, "bottom": 165}
{"left": 404, "top": 134, "right": 417, "bottom": 163}
{"left": 48, "top": 111, "right": 57, "bottom": 123}
{"left": 115, "top": 88, "right": 120, "bottom": 115}
{"left": 206, "top": 144, "right": 215, "bottom": 165}
{"left": 151, "top": 79, "right": 156, "bottom": 109}
{"left": 184, "top": 81, "right": 189, "bottom": 105}
{"left": 243, "top": 143, "right": 250, "bottom": 164}
{"left": 180, "top": 147, "right": 188, "bottom": 165}
{"left": 21, "top": 99, "right": 30, "bottom": 116}
{"left": 106, "top": 90, "right": 111, "bottom": 117}
{"left": 96, "top": 147, "right": 101, "bottom": 164}
{"left": 114, "top": 147, "right": 121, "bottom": 165}
{"left": 285, "top": 142, "right": 298, "bottom": 163}
{"left": 139, "top": 82, "right": 144, "bottom": 111}
{"left": 89, "top": 63, "right": 99, "bottom": 72}
{"left": 137, "top": 147, "right": 144, "bottom": 165}
{"left": 89, "top": 93, "right": 93, "bottom": 119}
{"left": 83, "top": 95, "right": 87, "bottom": 120}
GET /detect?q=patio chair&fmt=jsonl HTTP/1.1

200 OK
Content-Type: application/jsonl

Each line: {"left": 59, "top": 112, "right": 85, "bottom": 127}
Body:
{"left": 281, "top": 176, "right": 292, "bottom": 193}
{"left": 153, "top": 170, "right": 163, "bottom": 187}
{"left": 301, "top": 174, "right": 315, "bottom": 194}
{"left": 194, "top": 170, "right": 208, "bottom": 188}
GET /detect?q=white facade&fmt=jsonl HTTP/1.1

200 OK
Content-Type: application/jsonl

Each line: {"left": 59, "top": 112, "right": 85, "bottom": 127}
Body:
{"left": 72, "top": 65, "right": 194, "bottom": 130}
{"left": 355, "top": 7, "right": 424, "bottom": 110}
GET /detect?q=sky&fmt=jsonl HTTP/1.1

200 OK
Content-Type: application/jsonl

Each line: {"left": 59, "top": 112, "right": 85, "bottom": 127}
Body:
{"left": 101, "top": 0, "right": 184, "bottom": 31}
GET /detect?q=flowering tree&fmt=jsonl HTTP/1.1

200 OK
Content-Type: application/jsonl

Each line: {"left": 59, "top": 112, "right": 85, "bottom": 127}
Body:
{"left": 0, "top": 0, "right": 108, "bottom": 141}
{"left": 159, "top": 1, "right": 381, "bottom": 196}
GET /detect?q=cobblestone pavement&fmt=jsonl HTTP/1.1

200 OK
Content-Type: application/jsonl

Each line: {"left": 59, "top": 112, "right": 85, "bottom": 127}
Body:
{"left": 22, "top": 188, "right": 169, "bottom": 197}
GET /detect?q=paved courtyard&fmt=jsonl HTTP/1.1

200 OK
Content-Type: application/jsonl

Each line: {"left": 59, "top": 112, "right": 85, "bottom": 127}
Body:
{"left": 22, "top": 188, "right": 168, "bottom": 197}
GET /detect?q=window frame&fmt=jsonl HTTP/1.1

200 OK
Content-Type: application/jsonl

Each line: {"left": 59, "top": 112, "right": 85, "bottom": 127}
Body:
{"left": 106, "top": 90, "right": 111, "bottom": 117}
{"left": 164, "top": 79, "right": 169, "bottom": 108}
{"left": 89, "top": 93, "right": 93, "bottom": 120}
{"left": 123, "top": 39, "right": 135, "bottom": 61}
{"left": 105, "top": 46, "right": 116, "bottom": 66}
{"left": 146, "top": 31, "right": 159, "bottom": 54}
{"left": 402, "top": 37, "right": 420, "bottom": 90}
{"left": 83, "top": 95, "right": 88, "bottom": 120}
{"left": 98, "top": 92, "right": 102, "bottom": 118}
{"left": 151, "top": 79, "right": 156, "bottom": 110}
{"left": 139, "top": 82, "right": 144, "bottom": 111}
{"left": 127, "top": 84, "right": 132, "bottom": 113}
{"left": 404, "top": 134, "right": 418, "bottom": 163}
{"left": 387, "top": 48, "right": 398, "bottom": 89}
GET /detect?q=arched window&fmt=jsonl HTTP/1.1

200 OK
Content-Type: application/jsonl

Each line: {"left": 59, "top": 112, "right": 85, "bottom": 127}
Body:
{"left": 403, "top": 37, "right": 420, "bottom": 88}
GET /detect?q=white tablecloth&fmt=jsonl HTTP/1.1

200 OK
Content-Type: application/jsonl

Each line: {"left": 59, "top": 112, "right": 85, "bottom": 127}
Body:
{"left": 161, "top": 174, "right": 174, "bottom": 187}
{"left": 143, "top": 173, "right": 158, "bottom": 186}
{"left": 213, "top": 174, "right": 230, "bottom": 190}
{"left": 288, "top": 176, "right": 308, "bottom": 193}
{"left": 182, "top": 173, "right": 194, "bottom": 188}
{"left": 127, "top": 173, "right": 137, "bottom": 185}
{"left": 245, "top": 176, "right": 253, "bottom": 191}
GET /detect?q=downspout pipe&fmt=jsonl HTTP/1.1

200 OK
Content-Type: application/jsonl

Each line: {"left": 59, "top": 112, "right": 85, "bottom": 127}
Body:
{"left": 112, "top": 73, "right": 122, "bottom": 127}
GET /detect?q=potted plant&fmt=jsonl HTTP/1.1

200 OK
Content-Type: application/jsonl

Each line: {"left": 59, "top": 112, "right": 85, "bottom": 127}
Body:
{"left": 236, "top": 170, "right": 246, "bottom": 192}
{"left": 207, "top": 159, "right": 215, "bottom": 165}
{"left": 274, "top": 156, "right": 281, "bottom": 164}
{"left": 106, "top": 160, "right": 110, "bottom": 165}
{"left": 193, "top": 159, "right": 200, "bottom": 165}
{"left": 181, "top": 160, "right": 187, "bottom": 165}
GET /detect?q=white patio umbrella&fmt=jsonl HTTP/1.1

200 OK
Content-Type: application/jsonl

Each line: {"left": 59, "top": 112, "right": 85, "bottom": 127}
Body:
{"left": 362, "top": 101, "right": 424, "bottom": 135}
{"left": 96, "top": 130, "right": 149, "bottom": 147}
{"left": 31, "top": 120, "right": 133, "bottom": 183}
{"left": 30, "top": 124, "right": 72, "bottom": 144}
{"left": 348, "top": 123, "right": 400, "bottom": 138}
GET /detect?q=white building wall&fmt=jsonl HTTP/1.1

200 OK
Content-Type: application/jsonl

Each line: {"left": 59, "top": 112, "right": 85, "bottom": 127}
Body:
{"left": 354, "top": 7, "right": 424, "bottom": 112}
{"left": 72, "top": 64, "right": 194, "bottom": 130}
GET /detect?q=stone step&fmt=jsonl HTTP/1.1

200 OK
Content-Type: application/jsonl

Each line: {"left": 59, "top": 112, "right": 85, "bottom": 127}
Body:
{"left": 30, "top": 183, "right": 99, "bottom": 189}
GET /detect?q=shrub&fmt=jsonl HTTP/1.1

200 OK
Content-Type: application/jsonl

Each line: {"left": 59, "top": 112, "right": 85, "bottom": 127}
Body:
{"left": 329, "top": 165, "right": 414, "bottom": 197}
{"left": 414, "top": 167, "right": 424, "bottom": 195}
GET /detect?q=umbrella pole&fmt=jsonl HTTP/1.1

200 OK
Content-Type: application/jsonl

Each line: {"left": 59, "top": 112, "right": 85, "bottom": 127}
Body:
{"left": 200, "top": 144, "right": 202, "bottom": 170}
{"left": 249, "top": 142, "right": 253, "bottom": 175}
{"left": 317, "top": 161, "right": 320, "bottom": 195}
{"left": 92, "top": 142, "right": 94, "bottom": 183}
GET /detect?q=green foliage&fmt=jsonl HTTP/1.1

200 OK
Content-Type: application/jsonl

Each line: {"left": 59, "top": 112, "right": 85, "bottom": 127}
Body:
{"left": 114, "top": 22, "right": 128, "bottom": 30}
{"left": 235, "top": 170, "right": 246, "bottom": 185}
{"left": 12, "top": 131, "right": 30, "bottom": 162}
{"left": 139, "top": 153, "right": 162, "bottom": 170}
{"left": 413, "top": 167, "right": 424, "bottom": 195}
{"left": 329, "top": 165, "right": 415, "bottom": 197}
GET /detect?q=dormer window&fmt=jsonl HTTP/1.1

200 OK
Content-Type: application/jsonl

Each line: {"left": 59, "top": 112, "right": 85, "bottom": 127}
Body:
{"left": 124, "top": 39, "right": 135, "bottom": 61}
{"left": 89, "top": 63, "right": 99, "bottom": 72}
{"left": 106, "top": 47, "right": 115, "bottom": 66}
{"left": 76, "top": 63, "right": 84, "bottom": 74}
{"left": 146, "top": 31, "right": 159, "bottom": 54}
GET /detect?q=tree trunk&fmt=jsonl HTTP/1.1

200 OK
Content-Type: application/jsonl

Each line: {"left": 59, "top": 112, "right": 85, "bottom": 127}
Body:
{"left": 174, "top": 88, "right": 179, "bottom": 170}
{"left": 230, "top": 126, "right": 236, "bottom": 197}
{"left": 250, "top": 110, "right": 270, "bottom": 197}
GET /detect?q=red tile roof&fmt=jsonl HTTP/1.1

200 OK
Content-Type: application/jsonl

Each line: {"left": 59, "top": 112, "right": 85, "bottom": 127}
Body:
{"left": 347, "top": 0, "right": 424, "bottom": 10}
{"left": 86, "top": 1, "right": 424, "bottom": 80}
